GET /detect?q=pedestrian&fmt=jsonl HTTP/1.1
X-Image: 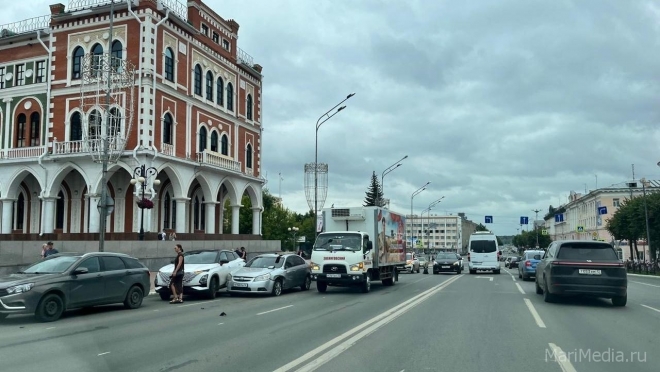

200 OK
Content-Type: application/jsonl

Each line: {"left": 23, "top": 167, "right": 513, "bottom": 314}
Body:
{"left": 240, "top": 246, "right": 247, "bottom": 260}
{"left": 159, "top": 229, "right": 167, "bottom": 241}
{"left": 43, "top": 242, "right": 59, "bottom": 257}
{"left": 40, "top": 244, "right": 48, "bottom": 259}
{"left": 170, "top": 231, "right": 177, "bottom": 241}
{"left": 169, "top": 244, "right": 185, "bottom": 304}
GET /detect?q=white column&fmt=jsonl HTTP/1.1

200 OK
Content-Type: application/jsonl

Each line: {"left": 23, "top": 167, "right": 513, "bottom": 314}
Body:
{"left": 231, "top": 205, "right": 241, "bottom": 234}
{"left": 204, "top": 202, "right": 217, "bottom": 234}
{"left": 175, "top": 198, "right": 188, "bottom": 234}
{"left": 252, "top": 207, "right": 261, "bottom": 235}
{"left": 3, "top": 98, "right": 13, "bottom": 150}
{"left": 88, "top": 195, "right": 100, "bottom": 233}
{"left": 1, "top": 199, "right": 14, "bottom": 234}
{"left": 42, "top": 197, "right": 57, "bottom": 234}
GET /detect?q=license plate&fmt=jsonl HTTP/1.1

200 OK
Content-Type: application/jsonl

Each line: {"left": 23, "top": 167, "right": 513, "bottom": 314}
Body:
{"left": 234, "top": 283, "right": 248, "bottom": 287}
{"left": 326, "top": 274, "right": 341, "bottom": 278}
{"left": 442, "top": 266, "right": 450, "bottom": 269}
{"left": 578, "top": 269, "right": 601, "bottom": 275}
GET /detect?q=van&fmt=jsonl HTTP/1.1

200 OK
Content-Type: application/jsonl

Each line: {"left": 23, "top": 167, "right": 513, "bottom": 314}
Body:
{"left": 467, "top": 231, "right": 501, "bottom": 274}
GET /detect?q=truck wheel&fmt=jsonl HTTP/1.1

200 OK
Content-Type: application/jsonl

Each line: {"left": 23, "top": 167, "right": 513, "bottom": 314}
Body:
{"left": 382, "top": 274, "right": 394, "bottom": 286}
{"left": 394, "top": 270, "right": 399, "bottom": 282}
{"left": 317, "top": 281, "right": 327, "bottom": 293}
{"left": 361, "top": 275, "right": 371, "bottom": 293}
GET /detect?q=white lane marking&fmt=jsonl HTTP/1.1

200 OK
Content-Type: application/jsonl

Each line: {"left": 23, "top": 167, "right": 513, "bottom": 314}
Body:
{"left": 46, "top": 327, "right": 56, "bottom": 330}
{"left": 475, "top": 276, "right": 493, "bottom": 281}
{"left": 547, "top": 343, "right": 577, "bottom": 372}
{"left": 273, "top": 275, "right": 462, "bottom": 372}
{"left": 524, "top": 298, "right": 546, "bottom": 328}
{"left": 641, "top": 304, "right": 660, "bottom": 314}
{"left": 631, "top": 281, "right": 660, "bottom": 288}
{"left": 257, "top": 305, "right": 293, "bottom": 316}
{"left": 152, "top": 310, "right": 159, "bottom": 312}
{"left": 218, "top": 323, "right": 224, "bottom": 326}
{"left": 515, "top": 283, "right": 525, "bottom": 294}
{"left": 98, "top": 352, "right": 111, "bottom": 356}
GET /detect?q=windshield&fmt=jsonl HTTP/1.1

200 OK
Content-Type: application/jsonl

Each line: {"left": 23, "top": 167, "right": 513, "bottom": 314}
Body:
{"left": 525, "top": 251, "right": 544, "bottom": 260}
{"left": 246, "top": 256, "right": 285, "bottom": 268}
{"left": 313, "top": 233, "right": 362, "bottom": 251}
{"left": 436, "top": 253, "right": 455, "bottom": 260}
{"left": 471, "top": 240, "right": 497, "bottom": 253}
{"left": 21, "top": 256, "right": 79, "bottom": 274}
{"left": 184, "top": 251, "right": 218, "bottom": 264}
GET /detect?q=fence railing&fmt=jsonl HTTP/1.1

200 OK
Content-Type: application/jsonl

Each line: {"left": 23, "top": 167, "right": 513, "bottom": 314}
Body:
{"left": 0, "top": 15, "right": 50, "bottom": 36}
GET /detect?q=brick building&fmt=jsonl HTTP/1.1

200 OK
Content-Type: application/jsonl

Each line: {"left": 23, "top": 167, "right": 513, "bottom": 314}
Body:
{"left": 0, "top": 0, "right": 264, "bottom": 237}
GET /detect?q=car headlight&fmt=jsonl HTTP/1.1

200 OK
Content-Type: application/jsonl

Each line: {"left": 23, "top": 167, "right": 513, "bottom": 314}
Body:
{"left": 254, "top": 273, "right": 271, "bottom": 281}
{"left": 406, "top": 260, "right": 412, "bottom": 265}
{"left": 310, "top": 262, "right": 320, "bottom": 271}
{"left": 349, "top": 262, "right": 364, "bottom": 272}
{"left": 194, "top": 269, "right": 210, "bottom": 275}
{"left": 227, "top": 273, "right": 232, "bottom": 280}
{"left": 453, "top": 261, "right": 460, "bottom": 266}
{"left": 7, "top": 283, "right": 34, "bottom": 294}
{"left": 433, "top": 261, "right": 438, "bottom": 265}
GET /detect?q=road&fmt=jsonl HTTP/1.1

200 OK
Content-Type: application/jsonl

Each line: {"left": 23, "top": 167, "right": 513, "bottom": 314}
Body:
{"left": 0, "top": 266, "right": 658, "bottom": 372}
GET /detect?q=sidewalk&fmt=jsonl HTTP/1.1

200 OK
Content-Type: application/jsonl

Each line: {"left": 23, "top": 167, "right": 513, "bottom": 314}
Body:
{"left": 627, "top": 273, "right": 660, "bottom": 279}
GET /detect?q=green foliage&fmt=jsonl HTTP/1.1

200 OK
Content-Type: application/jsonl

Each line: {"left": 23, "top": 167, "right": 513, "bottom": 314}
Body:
{"left": 512, "top": 229, "right": 552, "bottom": 251}
{"left": 364, "top": 171, "right": 384, "bottom": 207}
{"left": 475, "top": 223, "right": 489, "bottom": 232}
{"left": 497, "top": 236, "right": 503, "bottom": 246}
{"left": 607, "top": 191, "right": 660, "bottom": 260}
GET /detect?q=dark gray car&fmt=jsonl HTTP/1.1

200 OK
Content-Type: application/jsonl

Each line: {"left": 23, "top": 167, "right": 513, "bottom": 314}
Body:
{"left": 0, "top": 252, "right": 151, "bottom": 322}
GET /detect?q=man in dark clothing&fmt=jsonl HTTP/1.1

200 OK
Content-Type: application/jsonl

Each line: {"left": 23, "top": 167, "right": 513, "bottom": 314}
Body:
{"left": 44, "top": 242, "right": 59, "bottom": 257}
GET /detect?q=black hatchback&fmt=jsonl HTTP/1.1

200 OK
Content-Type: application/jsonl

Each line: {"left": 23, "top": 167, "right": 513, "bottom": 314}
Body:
{"left": 535, "top": 240, "right": 627, "bottom": 306}
{"left": 0, "top": 252, "right": 151, "bottom": 322}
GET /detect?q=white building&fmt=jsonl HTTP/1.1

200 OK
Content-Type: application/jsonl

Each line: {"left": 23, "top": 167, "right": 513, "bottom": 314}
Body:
{"left": 406, "top": 212, "right": 478, "bottom": 253}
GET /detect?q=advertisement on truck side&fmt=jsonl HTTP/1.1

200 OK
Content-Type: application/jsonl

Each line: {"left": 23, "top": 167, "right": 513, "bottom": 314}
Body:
{"left": 377, "top": 209, "right": 406, "bottom": 265}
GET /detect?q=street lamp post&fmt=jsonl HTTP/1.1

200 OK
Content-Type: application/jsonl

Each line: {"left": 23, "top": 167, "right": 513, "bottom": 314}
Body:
{"left": 423, "top": 197, "right": 444, "bottom": 251}
{"left": 380, "top": 155, "right": 408, "bottom": 206}
{"left": 641, "top": 178, "right": 651, "bottom": 262}
{"left": 409, "top": 182, "right": 430, "bottom": 251}
{"left": 532, "top": 208, "right": 541, "bottom": 248}
{"left": 288, "top": 226, "right": 299, "bottom": 252}
{"left": 131, "top": 165, "right": 160, "bottom": 241}
{"left": 314, "top": 93, "right": 355, "bottom": 237}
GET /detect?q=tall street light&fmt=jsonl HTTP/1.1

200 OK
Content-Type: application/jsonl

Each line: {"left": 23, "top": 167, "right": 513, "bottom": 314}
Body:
{"left": 409, "top": 182, "right": 430, "bottom": 250}
{"left": 131, "top": 165, "right": 160, "bottom": 241}
{"left": 641, "top": 178, "right": 651, "bottom": 262}
{"left": 288, "top": 226, "right": 299, "bottom": 252}
{"left": 314, "top": 93, "right": 355, "bottom": 236}
{"left": 532, "top": 208, "right": 541, "bottom": 248}
{"left": 421, "top": 197, "right": 444, "bottom": 251}
{"left": 380, "top": 155, "right": 408, "bottom": 206}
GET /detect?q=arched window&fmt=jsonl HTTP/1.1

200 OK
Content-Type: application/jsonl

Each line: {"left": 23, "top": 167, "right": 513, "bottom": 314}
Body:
{"left": 216, "top": 77, "right": 224, "bottom": 106}
{"left": 194, "top": 196, "right": 199, "bottom": 230}
{"left": 221, "top": 134, "right": 228, "bottom": 155}
{"left": 226, "top": 82, "right": 234, "bottom": 111}
{"left": 15, "top": 113, "right": 26, "bottom": 147}
{"left": 246, "top": 94, "right": 253, "bottom": 120}
{"left": 15, "top": 192, "right": 25, "bottom": 230}
{"left": 172, "top": 199, "right": 177, "bottom": 229}
{"left": 70, "top": 112, "right": 82, "bottom": 141}
{"left": 198, "top": 126, "right": 207, "bottom": 152}
{"left": 205, "top": 71, "right": 213, "bottom": 101}
{"left": 193, "top": 196, "right": 206, "bottom": 230}
{"left": 72, "top": 46, "right": 84, "bottom": 79}
{"left": 246, "top": 143, "right": 253, "bottom": 168}
{"left": 89, "top": 110, "right": 102, "bottom": 139}
{"left": 30, "top": 112, "right": 40, "bottom": 146}
{"left": 164, "top": 192, "right": 171, "bottom": 229}
{"left": 210, "top": 131, "right": 218, "bottom": 152}
{"left": 163, "top": 113, "right": 173, "bottom": 145}
{"left": 109, "top": 107, "right": 121, "bottom": 137}
{"left": 194, "top": 64, "right": 202, "bottom": 96}
{"left": 164, "top": 48, "right": 174, "bottom": 82}
{"left": 111, "top": 40, "right": 122, "bottom": 70}
{"left": 56, "top": 190, "right": 65, "bottom": 230}
{"left": 91, "top": 43, "right": 104, "bottom": 76}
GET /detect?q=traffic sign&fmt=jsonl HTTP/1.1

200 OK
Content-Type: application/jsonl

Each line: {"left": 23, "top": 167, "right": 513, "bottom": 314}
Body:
{"left": 577, "top": 226, "right": 584, "bottom": 232}
{"left": 592, "top": 232, "right": 598, "bottom": 239}
{"left": 520, "top": 216, "right": 529, "bottom": 225}
{"left": 485, "top": 216, "right": 493, "bottom": 223}
{"left": 597, "top": 206, "right": 607, "bottom": 215}
{"left": 542, "top": 229, "right": 548, "bottom": 235}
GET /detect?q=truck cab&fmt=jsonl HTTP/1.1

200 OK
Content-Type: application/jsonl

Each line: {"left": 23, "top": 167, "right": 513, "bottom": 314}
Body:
{"left": 310, "top": 231, "right": 374, "bottom": 293}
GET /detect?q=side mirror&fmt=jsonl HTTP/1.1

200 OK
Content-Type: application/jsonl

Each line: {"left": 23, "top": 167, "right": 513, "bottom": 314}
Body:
{"left": 366, "top": 241, "right": 373, "bottom": 252}
{"left": 220, "top": 259, "right": 230, "bottom": 265}
{"left": 73, "top": 267, "right": 89, "bottom": 275}
{"left": 533, "top": 255, "right": 541, "bottom": 260}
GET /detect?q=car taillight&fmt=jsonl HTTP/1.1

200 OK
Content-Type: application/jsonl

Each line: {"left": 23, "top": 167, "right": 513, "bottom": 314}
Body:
{"left": 525, "top": 260, "right": 531, "bottom": 267}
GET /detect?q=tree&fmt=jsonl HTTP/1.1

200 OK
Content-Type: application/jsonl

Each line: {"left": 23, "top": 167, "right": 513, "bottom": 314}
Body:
{"left": 475, "top": 223, "right": 489, "bottom": 232}
{"left": 363, "top": 171, "right": 384, "bottom": 207}
{"left": 607, "top": 191, "right": 660, "bottom": 261}
{"left": 497, "top": 236, "right": 503, "bottom": 246}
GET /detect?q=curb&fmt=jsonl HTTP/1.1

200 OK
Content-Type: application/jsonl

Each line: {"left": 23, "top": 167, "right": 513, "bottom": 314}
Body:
{"left": 627, "top": 273, "right": 660, "bottom": 279}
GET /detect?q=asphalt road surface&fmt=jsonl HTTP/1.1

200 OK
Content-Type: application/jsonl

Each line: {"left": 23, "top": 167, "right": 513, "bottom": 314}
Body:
{"left": 1, "top": 265, "right": 658, "bottom": 372}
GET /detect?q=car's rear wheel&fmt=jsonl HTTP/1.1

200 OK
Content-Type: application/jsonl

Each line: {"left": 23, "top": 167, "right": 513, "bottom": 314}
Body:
{"left": 535, "top": 279, "right": 543, "bottom": 294}
{"left": 124, "top": 286, "right": 144, "bottom": 309}
{"left": 317, "top": 281, "right": 327, "bottom": 293}
{"left": 612, "top": 295, "right": 627, "bottom": 307}
{"left": 543, "top": 278, "right": 555, "bottom": 303}
{"left": 35, "top": 293, "right": 64, "bottom": 322}
{"left": 301, "top": 275, "right": 311, "bottom": 291}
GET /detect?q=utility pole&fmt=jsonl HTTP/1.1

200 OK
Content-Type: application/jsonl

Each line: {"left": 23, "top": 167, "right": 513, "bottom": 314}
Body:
{"left": 532, "top": 209, "right": 541, "bottom": 248}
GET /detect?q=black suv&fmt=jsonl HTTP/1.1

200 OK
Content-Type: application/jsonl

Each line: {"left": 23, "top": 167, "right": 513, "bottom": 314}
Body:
{"left": 534, "top": 240, "right": 627, "bottom": 306}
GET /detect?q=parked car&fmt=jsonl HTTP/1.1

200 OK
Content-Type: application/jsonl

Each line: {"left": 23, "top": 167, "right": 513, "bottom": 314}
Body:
{"left": 418, "top": 256, "right": 429, "bottom": 270}
{"left": 519, "top": 250, "right": 545, "bottom": 281}
{"left": 535, "top": 240, "right": 627, "bottom": 306}
{"left": 227, "top": 254, "right": 311, "bottom": 296}
{"left": 433, "top": 252, "right": 462, "bottom": 274}
{"left": 403, "top": 252, "right": 420, "bottom": 273}
{"left": 155, "top": 249, "right": 245, "bottom": 300}
{"left": 0, "top": 252, "right": 150, "bottom": 322}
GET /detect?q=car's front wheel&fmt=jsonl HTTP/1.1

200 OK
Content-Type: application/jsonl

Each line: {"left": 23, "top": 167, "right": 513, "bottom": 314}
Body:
{"left": 35, "top": 293, "right": 65, "bottom": 322}
{"left": 206, "top": 277, "right": 219, "bottom": 299}
{"left": 272, "top": 279, "right": 283, "bottom": 296}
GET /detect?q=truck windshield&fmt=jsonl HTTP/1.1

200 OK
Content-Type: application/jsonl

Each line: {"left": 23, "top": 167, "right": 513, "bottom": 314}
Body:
{"left": 313, "top": 233, "right": 362, "bottom": 251}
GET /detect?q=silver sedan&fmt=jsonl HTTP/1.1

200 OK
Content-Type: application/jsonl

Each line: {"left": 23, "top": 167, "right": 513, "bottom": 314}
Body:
{"left": 227, "top": 254, "right": 311, "bottom": 296}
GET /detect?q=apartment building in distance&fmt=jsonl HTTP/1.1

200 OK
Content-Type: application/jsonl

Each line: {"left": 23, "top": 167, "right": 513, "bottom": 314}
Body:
{"left": 543, "top": 181, "right": 659, "bottom": 261}
{"left": 0, "top": 0, "right": 264, "bottom": 237}
{"left": 406, "top": 212, "right": 479, "bottom": 254}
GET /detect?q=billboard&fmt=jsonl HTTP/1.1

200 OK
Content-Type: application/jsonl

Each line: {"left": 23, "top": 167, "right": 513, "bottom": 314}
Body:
{"left": 377, "top": 209, "right": 406, "bottom": 265}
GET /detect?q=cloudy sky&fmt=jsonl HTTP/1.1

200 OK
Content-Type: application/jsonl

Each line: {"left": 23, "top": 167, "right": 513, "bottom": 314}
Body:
{"left": 4, "top": 0, "right": 660, "bottom": 235}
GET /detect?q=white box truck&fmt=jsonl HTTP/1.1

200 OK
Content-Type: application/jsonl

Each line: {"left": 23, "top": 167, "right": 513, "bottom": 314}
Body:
{"left": 310, "top": 206, "right": 407, "bottom": 293}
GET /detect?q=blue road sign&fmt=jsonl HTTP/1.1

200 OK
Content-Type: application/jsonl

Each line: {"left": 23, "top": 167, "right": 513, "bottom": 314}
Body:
{"left": 598, "top": 206, "right": 607, "bottom": 215}
{"left": 520, "top": 216, "right": 529, "bottom": 225}
{"left": 485, "top": 216, "right": 493, "bottom": 223}
{"left": 555, "top": 214, "right": 564, "bottom": 222}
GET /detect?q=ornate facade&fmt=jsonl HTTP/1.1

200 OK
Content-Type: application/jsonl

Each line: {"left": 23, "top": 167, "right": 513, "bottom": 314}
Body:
{"left": 0, "top": 0, "right": 264, "bottom": 236}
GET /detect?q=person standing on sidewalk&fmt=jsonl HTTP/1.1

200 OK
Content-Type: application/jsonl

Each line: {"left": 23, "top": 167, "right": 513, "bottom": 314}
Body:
{"left": 169, "top": 244, "right": 185, "bottom": 304}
